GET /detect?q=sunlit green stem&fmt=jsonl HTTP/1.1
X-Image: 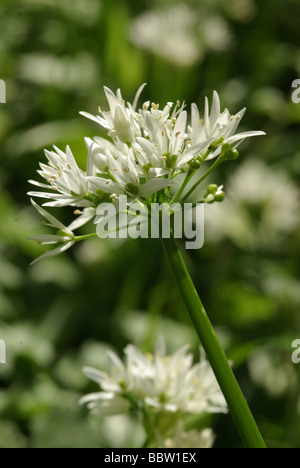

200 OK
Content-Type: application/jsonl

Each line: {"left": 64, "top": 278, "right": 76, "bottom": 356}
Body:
{"left": 181, "top": 159, "right": 221, "bottom": 203}
{"left": 171, "top": 170, "right": 196, "bottom": 204}
{"left": 161, "top": 233, "right": 266, "bottom": 449}
{"left": 73, "top": 233, "right": 98, "bottom": 242}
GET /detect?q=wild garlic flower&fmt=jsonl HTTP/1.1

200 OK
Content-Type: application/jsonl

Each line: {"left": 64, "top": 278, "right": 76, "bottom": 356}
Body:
{"left": 28, "top": 145, "right": 90, "bottom": 208}
{"left": 28, "top": 83, "right": 264, "bottom": 262}
{"left": 28, "top": 200, "right": 95, "bottom": 264}
{"left": 81, "top": 84, "right": 146, "bottom": 144}
{"left": 80, "top": 337, "right": 228, "bottom": 417}
{"left": 188, "top": 91, "right": 262, "bottom": 160}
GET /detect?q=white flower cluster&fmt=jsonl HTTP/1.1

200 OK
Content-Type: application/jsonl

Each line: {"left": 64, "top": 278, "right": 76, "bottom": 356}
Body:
{"left": 80, "top": 337, "right": 227, "bottom": 445}
{"left": 28, "top": 84, "right": 264, "bottom": 261}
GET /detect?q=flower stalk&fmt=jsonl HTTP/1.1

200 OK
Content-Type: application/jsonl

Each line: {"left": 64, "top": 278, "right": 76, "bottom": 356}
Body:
{"left": 161, "top": 232, "right": 266, "bottom": 449}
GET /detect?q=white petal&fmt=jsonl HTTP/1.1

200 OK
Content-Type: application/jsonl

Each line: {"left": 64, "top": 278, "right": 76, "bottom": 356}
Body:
{"left": 42, "top": 199, "right": 85, "bottom": 208}
{"left": 28, "top": 191, "right": 67, "bottom": 199}
{"left": 27, "top": 234, "right": 71, "bottom": 244}
{"left": 80, "top": 111, "right": 111, "bottom": 129}
{"left": 132, "top": 83, "right": 147, "bottom": 110}
{"left": 68, "top": 208, "right": 96, "bottom": 231}
{"left": 210, "top": 91, "right": 221, "bottom": 129}
{"left": 107, "top": 350, "right": 126, "bottom": 374}
{"left": 88, "top": 176, "right": 125, "bottom": 195}
{"left": 30, "top": 241, "right": 75, "bottom": 265}
{"left": 204, "top": 96, "right": 210, "bottom": 135}
{"left": 79, "top": 392, "right": 112, "bottom": 405}
{"left": 104, "top": 86, "right": 120, "bottom": 115}
{"left": 113, "top": 105, "right": 132, "bottom": 142}
{"left": 139, "top": 178, "right": 170, "bottom": 197}
{"left": 83, "top": 366, "right": 106, "bottom": 384}
{"left": 191, "top": 103, "right": 201, "bottom": 133}
{"left": 30, "top": 199, "right": 72, "bottom": 234}
{"left": 205, "top": 131, "right": 266, "bottom": 160}
{"left": 28, "top": 180, "right": 52, "bottom": 190}
{"left": 226, "top": 131, "right": 266, "bottom": 143}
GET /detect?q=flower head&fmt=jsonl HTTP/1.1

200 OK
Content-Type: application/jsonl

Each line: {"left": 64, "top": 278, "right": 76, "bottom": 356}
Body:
{"left": 80, "top": 337, "right": 228, "bottom": 417}
{"left": 28, "top": 83, "right": 265, "bottom": 261}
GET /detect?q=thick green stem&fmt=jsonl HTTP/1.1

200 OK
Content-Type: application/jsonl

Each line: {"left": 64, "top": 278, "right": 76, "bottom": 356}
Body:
{"left": 161, "top": 234, "right": 266, "bottom": 449}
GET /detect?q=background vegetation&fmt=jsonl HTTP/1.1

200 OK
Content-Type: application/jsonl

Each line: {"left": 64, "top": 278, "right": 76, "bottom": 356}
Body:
{"left": 0, "top": 0, "right": 300, "bottom": 448}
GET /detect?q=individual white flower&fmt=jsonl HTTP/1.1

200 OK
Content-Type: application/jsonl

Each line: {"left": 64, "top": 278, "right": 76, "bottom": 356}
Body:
{"left": 162, "top": 421, "right": 215, "bottom": 449}
{"left": 129, "top": 5, "right": 203, "bottom": 67}
{"left": 80, "top": 84, "right": 146, "bottom": 144}
{"left": 80, "top": 337, "right": 228, "bottom": 417}
{"left": 188, "top": 91, "right": 265, "bottom": 160}
{"left": 205, "top": 160, "right": 300, "bottom": 249}
{"left": 28, "top": 199, "right": 95, "bottom": 263}
{"left": 28, "top": 145, "right": 91, "bottom": 208}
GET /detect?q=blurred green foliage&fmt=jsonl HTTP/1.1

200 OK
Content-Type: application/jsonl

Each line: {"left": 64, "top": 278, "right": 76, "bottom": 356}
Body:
{"left": 0, "top": 0, "right": 300, "bottom": 448}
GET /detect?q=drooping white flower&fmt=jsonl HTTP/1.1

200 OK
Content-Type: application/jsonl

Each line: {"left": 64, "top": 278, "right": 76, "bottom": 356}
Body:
{"left": 80, "top": 337, "right": 228, "bottom": 417}
{"left": 28, "top": 145, "right": 91, "bottom": 208}
{"left": 162, "top": 421, "right": 215, "bottom": 449}
{"left": 28, "top": 199, "right": 95, "bottom": 263}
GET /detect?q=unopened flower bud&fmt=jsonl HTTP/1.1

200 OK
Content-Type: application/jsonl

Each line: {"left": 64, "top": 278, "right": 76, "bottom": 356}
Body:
{"left": 214, "top": 191, "right": 225, "bottom": 202}
{"left": 206, "top": 184, "right": 219, "bottom": 194}
{"left": 203, "top": 185, "right": 225, "bottom": 204}
{"left": 208, "top": 136, "right": 225, "bottom": 151}
{"left": 220, "top": 144, "right": 239, "bottom": 161}
{"left": 113, "top": 105, "right": 133, "bottom": 143}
